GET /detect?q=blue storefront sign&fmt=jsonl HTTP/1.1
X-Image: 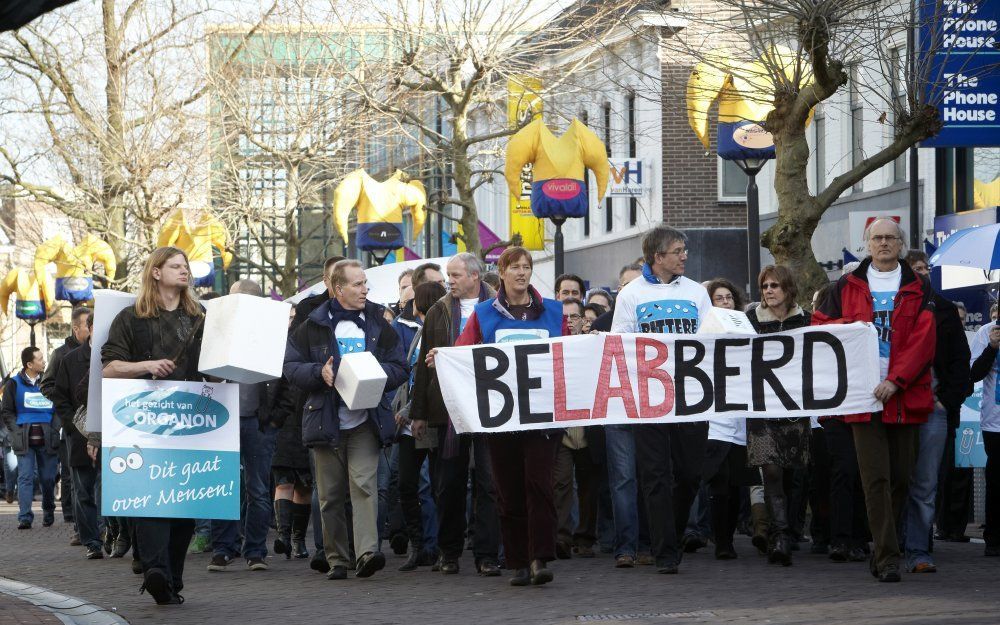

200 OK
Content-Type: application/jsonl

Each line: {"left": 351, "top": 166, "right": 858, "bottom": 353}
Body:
{"left": 932, "top": 208, "right": 998, "bottom": 331}
{"left": 920, "top": 0, "right": 1000, "bottom": 147}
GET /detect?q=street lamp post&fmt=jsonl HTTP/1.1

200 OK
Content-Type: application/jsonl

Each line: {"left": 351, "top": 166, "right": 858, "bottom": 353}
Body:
{"left": 551, "top": 216, "right": 567, "bottom": 277}
{"left": 734, "top": 157, "right": 768, "bottom": 302}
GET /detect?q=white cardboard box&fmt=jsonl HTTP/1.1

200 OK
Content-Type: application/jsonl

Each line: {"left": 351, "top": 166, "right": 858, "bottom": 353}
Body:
{"left": 198, "top": 294, "right": 291, "bottom": 383}
{"left": 335, "top": 351, "right": 388, "bottom": 410}
{"left": 697, "top": 307, "right": 757, "bottom": 335}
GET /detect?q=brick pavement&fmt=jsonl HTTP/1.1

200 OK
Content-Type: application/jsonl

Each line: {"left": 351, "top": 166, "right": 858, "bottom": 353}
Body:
{"left": 1, "top": 502, "right": 998, "bottom": 625}
{"left": 0, "top": 593, "right": 63, "bottom": 625}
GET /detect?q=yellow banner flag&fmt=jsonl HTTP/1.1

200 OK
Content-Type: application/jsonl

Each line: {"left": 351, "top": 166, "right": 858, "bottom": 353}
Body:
{"left": 507, "top": 77, "right": 545, "bottom": 251}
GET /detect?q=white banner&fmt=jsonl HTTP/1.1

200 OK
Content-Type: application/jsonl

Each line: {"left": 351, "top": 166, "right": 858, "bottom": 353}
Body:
{"left": 436, "top": 324, "right": 882, "bottom": 434}
{"left": 87, "top": 289, "right": 137, "bottom": 432}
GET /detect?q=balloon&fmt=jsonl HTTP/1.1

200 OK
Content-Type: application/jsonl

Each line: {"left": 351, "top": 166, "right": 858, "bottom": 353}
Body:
{"left": 333, "top": 169, "right": 427, "bottom": 252}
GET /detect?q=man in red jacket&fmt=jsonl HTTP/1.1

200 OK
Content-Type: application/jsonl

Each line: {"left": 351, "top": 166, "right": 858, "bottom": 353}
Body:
{"left": 812, "top": 218, "right": 935, "bottom": 582}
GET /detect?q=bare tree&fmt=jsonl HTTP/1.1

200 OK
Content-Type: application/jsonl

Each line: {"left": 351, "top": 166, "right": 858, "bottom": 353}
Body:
{"left": 0, "top": 0, "right": 273, "bottom": 280}
{"left": 206, "top": 11, "right": 378, "bottom": 296}
{"left": 333, "top": 0, "right": 627, "bottom": 257}
{"left": 608, "top": 0, "right": 997, "bottom": 299}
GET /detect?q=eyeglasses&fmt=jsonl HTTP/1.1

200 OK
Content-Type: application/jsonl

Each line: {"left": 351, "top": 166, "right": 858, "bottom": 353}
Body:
{"left": 761, "top": 282, "right": 782, "bottom": 290}
{"left": 870, "top": 235, "right": 900, "bottom": 243}
{"left": 658, "top": 248, "right": 688, "bottom": 257}
{"left": 713, "top": 294, "right": 735, "bottom": 302}
{"left": 566, "top": 313, "right": 583, "bottom": 320}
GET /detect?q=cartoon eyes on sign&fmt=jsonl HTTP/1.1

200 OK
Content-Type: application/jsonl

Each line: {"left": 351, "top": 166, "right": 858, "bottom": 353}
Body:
{"left": 109, "top": 446, "right": 144, "bottom": 474}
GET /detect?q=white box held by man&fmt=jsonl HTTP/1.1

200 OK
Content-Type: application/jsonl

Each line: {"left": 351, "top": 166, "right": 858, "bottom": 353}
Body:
{"left": 335, "top": 351, "right": 388, "bottom": 410}
{"left": 697, "top": 307, "right": 757, "bottom": 335}
{"left": 198, "top": 294, "right": 291, "bottom": 383}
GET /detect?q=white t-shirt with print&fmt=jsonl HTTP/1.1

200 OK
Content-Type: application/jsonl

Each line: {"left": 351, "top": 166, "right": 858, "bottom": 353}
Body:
{"left": 867, "top": 263, "right": 901, "bottom": 380}
{"left": 334, "top": 317, "right": 368, "bottom": 430}
{"left": 611, "top": 274, "right": 712, "bottom": 335}
{"left": 459, "top": 298, "right": 478, "bottom": 335}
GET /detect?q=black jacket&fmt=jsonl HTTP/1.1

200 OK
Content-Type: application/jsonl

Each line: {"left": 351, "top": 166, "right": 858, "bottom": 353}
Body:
{"left": 39, "top": 335, "right": 80, "bottom": 399}
{"left": 930, "top": 293, "right": 973, "bottom": 428}
{"left": 283, "top": 299, "right": 408, "bottom": 448}
{"left": 48, "top": 342, "right": 92, "bottom": 467}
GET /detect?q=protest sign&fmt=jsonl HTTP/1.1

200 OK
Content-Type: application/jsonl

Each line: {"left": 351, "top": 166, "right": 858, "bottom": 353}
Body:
{"left": 101, "top": 379, "right": 240, "bottom": 519}
{"left": 86, "top": 290, "right": 136, "bottom": 432}
{"left": 435, "top": 324, "right": 881, "bottom": 434}
{"left": 958, "top": 377, "right": 988, "bottom": 469}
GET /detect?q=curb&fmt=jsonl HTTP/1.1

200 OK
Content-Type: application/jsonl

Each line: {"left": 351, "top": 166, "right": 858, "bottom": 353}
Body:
{"left": 0, "top": 577, "right": 129, "bottom": 625}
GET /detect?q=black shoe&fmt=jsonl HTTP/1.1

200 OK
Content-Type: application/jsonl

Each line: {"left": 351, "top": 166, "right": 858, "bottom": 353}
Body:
{"left": 390, "top": 533, "right": 409, "bottom": 556}
{"left": 529, "top": 559, "right": 553, "bottom": 585}
{"left": 510, "top": 568, "right": 531, "bottom": 586}
{"left": 714, "top": 546, "right": 738, "bottom": 560}
{"left": 682, "top": 534, "right": 707, "bottom": 553}
{"left": 4, "top": 491, "right": 13, "bottom": 504}
{"left": 355, "top": 551, "right": 386, "bottom": 578}
{"left": 829, "top": 546, "right": 849, "bottom": 562}
{"left": 878, "top": 564, "right": 901, "bottom": 582}
{"left": 206, "top": 554, "right": 233, "bottom": 572}
{"left": 17, "top": 521, "right": 30, "bottom": 530}
{"left": 440, "top": 559, "right": 459, "bottom": 575}
{"left": 310, "top": 549, "right": 330, "bottom": 573}
{"left": 477, "top": 559, "right": 502, "bottom": 577}
{"left": 751, "top": 534, "right": 768, "bottom": 556}
{"left": 399, "top": 551, "right": 422, "bottom": 572}
{"left": 656, "top": 560, "right": 679, "bottom": 574}
{"left": 103, "top": 531, "right": 115, "bottom": 555}
{"left": 847, "top": 547, "right": 867, "bottom": 562}
{"left": 555, "top": 541, "right": 572, "bottom": 560}
{"left": 157, "top": 594, "right": 184, "bottom": 605}
{"left": 431, "top": 555, "right": 443, "bottom": 572}
{"left": 326, "top": 566, "right": 347, "bottom": 580}
{"left": 112, "top": 538, "right": 131, "bottom": 559}
{"left": 86, "top": 546, "right": 104, "bottom": 560}
{"left": 141, "top": 568, "right": 174, "bottom": 605}
{"left": 946, "top": 534, "right": 971, "bottom": 543}
{"left": 247, "top": 558, "right": 268, "bottom": 571}
{"left": 768, "top": 536, "right": 792, "bottom": 567}
{"left": 273, "top": 534, "right": 291, "bottom": 559}
{"left": 42, "top": 514, "right": 54, "bottom": 527}
{"left": 131, "top": 558, "right": 143, "bottom": 575}
{"left": 292, "top": 539, "right": 309, "bottom": 559}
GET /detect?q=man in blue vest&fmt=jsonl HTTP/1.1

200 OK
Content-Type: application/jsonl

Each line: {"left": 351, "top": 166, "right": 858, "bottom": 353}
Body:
{"left": 1, "top": 346, "right": 60, "bottom": 529}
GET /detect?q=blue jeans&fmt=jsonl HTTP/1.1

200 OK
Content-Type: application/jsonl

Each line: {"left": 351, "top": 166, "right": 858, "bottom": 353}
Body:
{"left": 418, "top": 457, "right": 438, "bottom": 552}
{"left": 685, "top": 483, "right": 711, "bottom": 537}
{"left": 16, "top": 445, "right": 58, "bottom": 524}
{"left": 212, "top": 419, "right": 277, "bottom": 560}
{"left": 605, "top": 425, "right": 640, "bottom": 558}
{"left": 903, "top": 407, "right": 948, "bottom": 568}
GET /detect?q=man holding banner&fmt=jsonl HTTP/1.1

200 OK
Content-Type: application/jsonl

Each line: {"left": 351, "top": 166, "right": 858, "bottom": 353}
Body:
{"left": 610, "top": 225, "right": 713, "bottom": 575}
{"left": 101, "top": 247, "right": 206, "bottom": 605}
{"left": 813, "top": 218, "right": 936, "bottom": 583}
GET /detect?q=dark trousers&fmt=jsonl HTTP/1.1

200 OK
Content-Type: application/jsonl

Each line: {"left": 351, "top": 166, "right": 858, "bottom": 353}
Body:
{"left": 59, "top": 438, "right": 73, "bottom": 521}
{"left": 635, "top": 422, "right": 708, "bottom": 566}
{"left": 553, "top": 443, "right": 598, "bottom": 548}
{"left": 398, "top": 435, "right": 434, "bottom": 550}
{"left": 808, "top": 427, "right": 831, "bottom": 546}
{"left": 434, "top": 429, "right": 499, "bottom": 562}
{"left": 487, "top": 431, "right": 559, "bottom": 569}
{"left": 936, "top": 427, "right": 974, "bottom": 538}
{"left": 823, "top": 419, "right": 868, "bottom": 549}
{"left": 705, "top": 441, "right": 747, "bottom": 550}
{"left": 70, "top": 459, "right": 102, "bottom": 551}
{"left": 135, "top": 517, "right": 195, "bottom": 592}
{"left": 984, "top": 431, "right": 1000, "bottom": 548}
{"left": 852, "top": 418, "right": 918, "bottom": 571}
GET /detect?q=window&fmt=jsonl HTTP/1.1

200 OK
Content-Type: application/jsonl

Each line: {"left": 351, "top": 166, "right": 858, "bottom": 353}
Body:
{"left": 890, "top": 46, "right": 908, "bottom": 183}
{"left": 626, "top": 92, "right": 637, "bottom": 226}
{"left": 603, "top": 102, "right": 613, "bottom": 232}
{"left": 815, "top": 106, "right": 826, "bottom": 191}
{"left": 850, "top": 65, "right": 863, "bottom": 192}
{"left": 719, "top": 158, "right": 746, "bottom": 200}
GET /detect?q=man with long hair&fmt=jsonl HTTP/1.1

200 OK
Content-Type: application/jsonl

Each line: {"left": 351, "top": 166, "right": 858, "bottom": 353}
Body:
{"left": 101, "top": 246, "right": 205, "bottom": 605}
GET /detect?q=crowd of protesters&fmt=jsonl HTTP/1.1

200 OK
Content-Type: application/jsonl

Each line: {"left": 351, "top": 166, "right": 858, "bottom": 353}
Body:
{"left": 1, "top": 218, "right": 997, "bottom": 605}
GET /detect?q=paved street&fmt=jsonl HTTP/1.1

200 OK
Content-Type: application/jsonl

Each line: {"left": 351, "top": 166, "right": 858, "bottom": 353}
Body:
{"left": 1, "top": 502, "right": 998, "bottom": 625}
